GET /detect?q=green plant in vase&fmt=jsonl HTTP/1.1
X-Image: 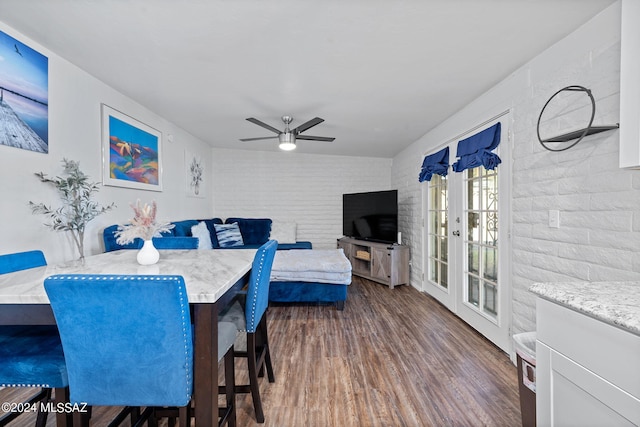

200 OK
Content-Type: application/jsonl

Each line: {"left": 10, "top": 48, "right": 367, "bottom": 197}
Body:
{"left": 29, "top": 158, "right": 115, "bottom": 260}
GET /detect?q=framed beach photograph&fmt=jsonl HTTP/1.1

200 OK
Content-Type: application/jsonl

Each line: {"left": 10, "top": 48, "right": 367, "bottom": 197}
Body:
{"left": 101, "top": 104, "right": 162, "bottom": 191}
{"left": 0, "top": 30, "right": 49, "bottom": 153}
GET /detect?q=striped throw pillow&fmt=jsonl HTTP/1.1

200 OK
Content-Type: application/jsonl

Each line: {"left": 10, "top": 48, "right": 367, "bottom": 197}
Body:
{"left": 213, "top": 223, "right": 244, "bottom": 247}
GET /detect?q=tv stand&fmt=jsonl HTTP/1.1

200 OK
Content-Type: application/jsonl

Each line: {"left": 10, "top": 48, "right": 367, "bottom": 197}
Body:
{"left": 337, "top": 237, "right": 410, "bottom": 289}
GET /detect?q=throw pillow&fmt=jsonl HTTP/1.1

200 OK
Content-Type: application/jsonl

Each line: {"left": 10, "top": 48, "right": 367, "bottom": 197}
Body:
{"left": 191, "top": 221, "right": 213, "bottom": 250}
{"left": 214, "top": 222, "right": 245, "bottom": 248}
{"left": 270, "top": 221, "right": 297, "bottom": 244}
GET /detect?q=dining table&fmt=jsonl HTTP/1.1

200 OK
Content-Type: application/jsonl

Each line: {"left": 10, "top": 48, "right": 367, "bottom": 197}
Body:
{"left": 0, "top": 248, "right": 257, "bottom": 427}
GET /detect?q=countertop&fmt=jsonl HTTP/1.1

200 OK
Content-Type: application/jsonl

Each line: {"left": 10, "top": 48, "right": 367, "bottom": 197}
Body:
{"left": 529, "top": 281, "right": 640, "bottom": 336}
{"left": 0, "top": 248, "right": 257, "bottom": 304}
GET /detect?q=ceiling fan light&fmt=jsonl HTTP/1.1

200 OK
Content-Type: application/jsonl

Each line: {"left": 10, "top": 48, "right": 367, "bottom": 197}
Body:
{"left": 279, "top": 142, "right": 296, "bottom": 151}
{"left": 279, "top": 133, "right": 296, "bottom": 151}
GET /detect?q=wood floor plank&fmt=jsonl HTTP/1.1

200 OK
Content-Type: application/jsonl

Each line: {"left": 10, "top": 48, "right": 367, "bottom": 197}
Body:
{"left": 0, "top": 276, "right": 521, "bottom": 426}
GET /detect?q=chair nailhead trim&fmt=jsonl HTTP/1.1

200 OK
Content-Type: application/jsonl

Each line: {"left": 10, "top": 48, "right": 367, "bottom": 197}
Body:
{"left": 1, "top": 384, "right": 50, "bottom": 387}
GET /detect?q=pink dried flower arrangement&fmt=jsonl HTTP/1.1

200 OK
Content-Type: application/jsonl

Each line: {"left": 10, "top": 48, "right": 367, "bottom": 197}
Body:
{"left": 115, "top": 200, "right": 174, "bottom": 244}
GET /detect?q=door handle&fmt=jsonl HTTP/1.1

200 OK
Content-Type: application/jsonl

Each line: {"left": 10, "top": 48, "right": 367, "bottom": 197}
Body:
{"left": 452, "top": 231, "right": 460, "bottom": 237}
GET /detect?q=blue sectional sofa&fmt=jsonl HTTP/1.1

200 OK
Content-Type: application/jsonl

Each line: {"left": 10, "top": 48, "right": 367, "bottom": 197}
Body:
{"left": 103, "top": 217, "right": 348, "bottom": 309}
{"left": 103, "top": 217, "right": 312, "bottom": 252}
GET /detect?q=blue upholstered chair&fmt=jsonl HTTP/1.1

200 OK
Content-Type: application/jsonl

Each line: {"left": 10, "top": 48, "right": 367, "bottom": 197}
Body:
{"left": 219, "top": 239, "right": 278, "bottom": 423}
{"left": 0, "top": 250, "right": 69, "bottom": 427}
{"left": 44, "top": 274, "right": 238, "bottom": 427}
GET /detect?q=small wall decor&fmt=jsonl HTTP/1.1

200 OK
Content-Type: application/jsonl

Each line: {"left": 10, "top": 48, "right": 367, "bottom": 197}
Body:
{"left": 185, "top": 150, "right": 205, "bottom": 197}
{"left": 0, "top": 30, "right": 48, "bottom": 153}
{"left": 102, "top": 104, "right": 162, "bottom": 191}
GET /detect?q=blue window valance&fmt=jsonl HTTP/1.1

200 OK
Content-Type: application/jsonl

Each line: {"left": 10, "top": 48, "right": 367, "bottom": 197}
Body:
{"left": 451, "top": 122, "right": 502, "bottom": 172}
{"left": 418, "top": 146, "right": 449, "bottom": 182}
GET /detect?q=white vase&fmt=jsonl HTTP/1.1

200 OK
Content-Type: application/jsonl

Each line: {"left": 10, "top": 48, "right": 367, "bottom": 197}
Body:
{"left": 137, "top": 240, "right": 160, "bottom": 265}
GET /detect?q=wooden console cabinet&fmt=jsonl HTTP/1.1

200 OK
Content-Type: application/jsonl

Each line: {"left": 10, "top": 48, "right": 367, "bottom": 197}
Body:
{"left": 337, "top": 237, "right": 410, "bottom": 289}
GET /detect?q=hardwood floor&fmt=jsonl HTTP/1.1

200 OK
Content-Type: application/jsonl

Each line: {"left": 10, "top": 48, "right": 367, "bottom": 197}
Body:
{"left": 1, "top": 276, "right": 522, "bottom": 426}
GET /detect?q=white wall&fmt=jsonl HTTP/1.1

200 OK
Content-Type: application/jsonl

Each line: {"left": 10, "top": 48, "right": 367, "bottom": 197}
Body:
{"left": 0, "top": 22, "right": 213, "bottom": 264}
{"left": 392, "top": 2, "right": 640, "bottom": 336}
{"left": 211, "top": 148, "right": 392, "bottom": 249}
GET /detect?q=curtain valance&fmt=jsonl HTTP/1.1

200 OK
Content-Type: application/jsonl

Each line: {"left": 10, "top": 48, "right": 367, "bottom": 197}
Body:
{"left": 451, "top": 122, "right": 502, "bottom": 172}
{"left": 418, "top": 147, "right": 449, "bottom": 182}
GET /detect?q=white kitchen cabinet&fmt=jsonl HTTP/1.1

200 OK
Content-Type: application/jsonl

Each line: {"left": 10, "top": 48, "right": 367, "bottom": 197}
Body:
{"left": 535, "top": 297, "right": 640, "bottom": 426}
{"left": 620, "top": 0, "right": 640, "bottom": 169}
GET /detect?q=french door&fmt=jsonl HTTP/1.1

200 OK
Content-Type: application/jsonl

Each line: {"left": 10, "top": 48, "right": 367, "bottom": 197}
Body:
{"left": 422, "top": 116, "right": 511, "bottom": 353}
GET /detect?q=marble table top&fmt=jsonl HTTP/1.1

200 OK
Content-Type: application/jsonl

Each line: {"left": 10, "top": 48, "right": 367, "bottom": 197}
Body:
{"left": 0, "top": 249, "right": 257, "bottom": 304}
{"left": 530, "top": 281, "right": 640, "bottom": 336}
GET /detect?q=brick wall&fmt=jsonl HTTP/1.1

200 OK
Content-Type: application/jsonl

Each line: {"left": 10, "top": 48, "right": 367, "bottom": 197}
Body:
{"left": 392, "top": 2, "right": 640, "bottom": 336}
{"left": 211, "top": 148, "right": 392, "bottom": 249}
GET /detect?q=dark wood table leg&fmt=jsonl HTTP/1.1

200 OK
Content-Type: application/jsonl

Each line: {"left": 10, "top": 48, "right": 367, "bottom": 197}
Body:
{"left": 193, "top": 303, "right": 218, "bottom": 427}
{"left": 191, "top": 272, "right": 249, "bottom": 426}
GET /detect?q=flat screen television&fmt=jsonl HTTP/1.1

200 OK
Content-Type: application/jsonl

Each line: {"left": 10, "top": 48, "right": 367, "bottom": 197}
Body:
{"left": 343, "top": 190, "right": 398, "bottom": 244}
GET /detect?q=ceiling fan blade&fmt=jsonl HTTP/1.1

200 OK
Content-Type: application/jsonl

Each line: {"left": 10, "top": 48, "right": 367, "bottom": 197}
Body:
{"left": 295, "top": 135, "right": 335, "bottom": 142}
{"left": 293, "top": 117, "right": 324, "bottom": 134}
{"left": 246, "top": 118, "right": 282, "bottom": 134}
{"left": 239, "top": 136, "right": 278, "bottom": 142}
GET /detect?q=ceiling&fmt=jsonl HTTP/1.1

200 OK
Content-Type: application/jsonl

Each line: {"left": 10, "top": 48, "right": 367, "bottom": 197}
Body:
{"left": 0, "top": 0, "right": 616, "bottom": 158}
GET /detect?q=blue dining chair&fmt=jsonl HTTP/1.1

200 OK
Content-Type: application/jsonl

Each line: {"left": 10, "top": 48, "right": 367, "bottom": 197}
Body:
{"left": 0, "top": 250, "right": 69, "bottom": 427}
{"left": 219, "top": 239, "right": 278, "bottom": 423}
{"left": 102, "top": 225, "right": 199, "bottom": 252}
{"left": 44, "top": 274, "right": 238, "bottom": 427}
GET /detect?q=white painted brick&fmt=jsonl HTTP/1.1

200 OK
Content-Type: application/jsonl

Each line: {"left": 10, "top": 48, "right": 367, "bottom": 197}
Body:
{"left": 590, "top": 190, "right": 640, "bottom": 211}
{"left": 531, "top": 193, "right": 591, "bottom": 212}
{"left": 531, "top": 225, "right": 590, "bottom": 245}
{"left": 558, "top": 245, "right": 634, "bottom": 272}
{"left": 560, "top": 210, "right": 632, "bottom": 232}
{"left": 634, "top": 212, "right": 640, "bottom": 232}
{"left": 212, "top": 148, "right": 392, "bottom": 249}
{"left": 588, "top": 229, "right": 640, "bottom": 252}
{"left": 531, "top": 254, "right": 591, "bottom": 280}
{"left": 512, "top": 239, "right": 558, "bottom": 256}
{"left": 557, "top": 172, "right": 633, "bottom": 195}
{"left": 589, "top": 265, "right": 640, "bottom": 282}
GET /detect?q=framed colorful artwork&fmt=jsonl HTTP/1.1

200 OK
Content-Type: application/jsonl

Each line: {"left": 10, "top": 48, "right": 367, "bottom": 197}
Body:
{"left": 185, "top": 150, "right": 205, "bottom": 198}
{"left": 101, "top": 104, "right": 162, "bottom": 191}
{"left": 0, "top": 30, "right": 49, "bottom": 153}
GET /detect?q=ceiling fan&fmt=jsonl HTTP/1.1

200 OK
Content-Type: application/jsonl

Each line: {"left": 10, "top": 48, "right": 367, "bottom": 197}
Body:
{"left": 240, "top": 116, "right": 335, "bottom": 151}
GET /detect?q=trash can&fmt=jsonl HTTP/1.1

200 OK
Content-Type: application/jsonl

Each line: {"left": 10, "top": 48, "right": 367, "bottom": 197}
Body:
{"left": 513, "top": 332, "right": 536, "bottom": 427}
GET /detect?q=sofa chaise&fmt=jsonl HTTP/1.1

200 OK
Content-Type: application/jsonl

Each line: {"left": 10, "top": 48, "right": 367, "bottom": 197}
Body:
{"left": 269, "top": 249, "right": 351, "bottom": 310}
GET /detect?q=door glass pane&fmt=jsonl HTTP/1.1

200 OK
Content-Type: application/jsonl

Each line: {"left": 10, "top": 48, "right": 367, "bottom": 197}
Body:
{"left": 429, "top": 211, "right": 437, "bottom": 231}
{"left": 468, "top": 179, "right": 480, "bottom": 210}
{"left": 464, "top": 166, "right": 498, "bottom": 319}
{"left": 427, "top": 174, "right": 448, "bottom": 290}
{"left": 440, "top": 211, "right": 448, "bottom": 236}
{"left": 468, "top": 275, "right": 479, "bottom": 306}
{"left": 441, "top": 236, "right": 448, "bottom": 262}
{"left": 468, "top": 211, "right": 480, "bottom": 240}
{"left": 441, "top": 263, "right": 448, "bottom": 288}
{"left": 430, "top": 235, "right": 438, "bottom": 257}
{"left": 468, "top": 243, "right": 479, "bottom": 274}
{"left": 429, "top": 258, "right": 439, "bottom": 283}
{"left": 483, "top": 246, "right": 497, "bottom": 281}
{"left": 483, "top": 282, "right": 497, "bottom": 315}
